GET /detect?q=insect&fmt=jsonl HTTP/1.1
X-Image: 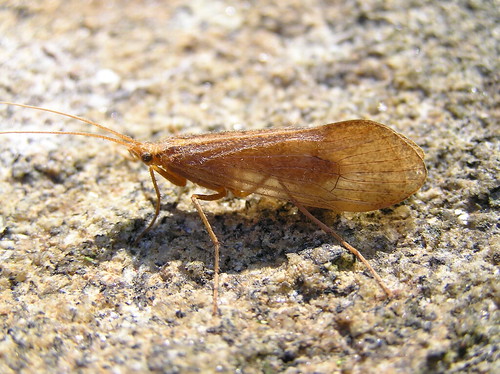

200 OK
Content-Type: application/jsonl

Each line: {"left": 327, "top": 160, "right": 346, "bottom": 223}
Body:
{"left": 0, "top": 102, "right": 427, "bottom": 315}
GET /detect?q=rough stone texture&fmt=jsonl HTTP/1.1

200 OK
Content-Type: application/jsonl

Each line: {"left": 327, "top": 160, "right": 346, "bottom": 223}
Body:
{"left": 0, "top": 1, "right": 498, "bottom": 373}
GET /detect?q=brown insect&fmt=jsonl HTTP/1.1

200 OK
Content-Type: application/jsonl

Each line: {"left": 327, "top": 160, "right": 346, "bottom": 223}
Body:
{"left": 0, "top": 102, "right": 427, "bottom": 315}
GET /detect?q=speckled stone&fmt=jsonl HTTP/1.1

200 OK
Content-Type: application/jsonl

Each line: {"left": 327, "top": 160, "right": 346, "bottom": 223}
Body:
{"left": 0, "top": 1, "right": 498, "bottom": 373}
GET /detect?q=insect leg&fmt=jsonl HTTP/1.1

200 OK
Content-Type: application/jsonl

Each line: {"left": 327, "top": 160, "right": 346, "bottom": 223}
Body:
{"left": 134, "top": 165, "right": 189, "bottom": 245}
{"left": 293, "top": 201, "right": 393, "bottom": 298}
{"left": 278, "top": 181, "right": 393, "bottom": 298}
{"left": 133, "top": 167, "right": 163, "bottom": 244}
{"left": 190, "top": 189, "right": 227, "bottom": 316}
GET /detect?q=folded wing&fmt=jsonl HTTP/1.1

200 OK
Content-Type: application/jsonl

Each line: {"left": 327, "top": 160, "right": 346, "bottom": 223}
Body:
{"left": 168, "top": 120, "right": 427, "bottom": 212}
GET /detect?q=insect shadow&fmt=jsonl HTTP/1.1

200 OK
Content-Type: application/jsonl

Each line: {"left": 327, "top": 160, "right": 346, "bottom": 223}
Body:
{"left": 78, "top": 199, "right": 397, "bottom": 295}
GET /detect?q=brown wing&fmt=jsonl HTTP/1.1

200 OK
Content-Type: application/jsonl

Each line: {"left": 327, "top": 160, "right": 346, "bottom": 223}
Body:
{"left": 166, "top": 120, "right": 427, "bottom": 212}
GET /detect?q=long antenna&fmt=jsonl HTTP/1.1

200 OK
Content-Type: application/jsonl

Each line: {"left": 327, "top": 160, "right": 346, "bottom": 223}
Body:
{"left": 0, "top": 101, "right": 138, "bottom": 146}
{"left": 0, "top": 130, "right": 133, "bottom": 147}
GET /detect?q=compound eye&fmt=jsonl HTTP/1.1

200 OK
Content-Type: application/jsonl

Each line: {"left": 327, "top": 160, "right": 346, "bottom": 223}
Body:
{"left": 141, "top": 152, "right": 153, "bottom": 163}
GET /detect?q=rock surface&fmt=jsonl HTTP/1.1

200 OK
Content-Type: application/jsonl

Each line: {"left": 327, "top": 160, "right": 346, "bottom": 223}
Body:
{"left": 0, "top": 1, "right": 498, "bottom": 373}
